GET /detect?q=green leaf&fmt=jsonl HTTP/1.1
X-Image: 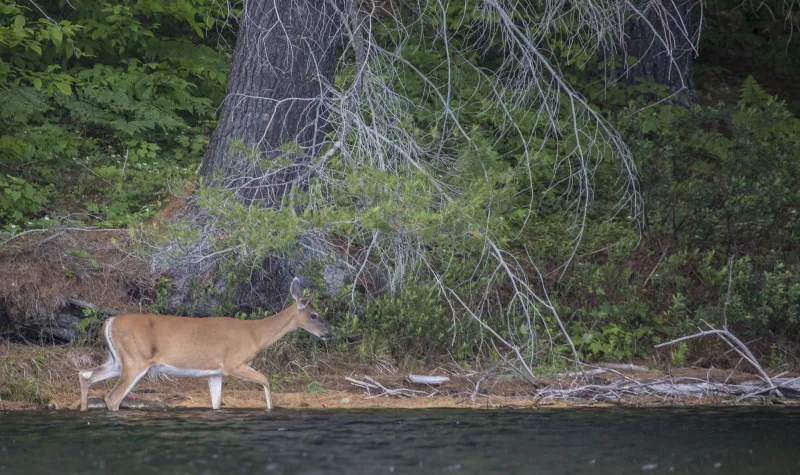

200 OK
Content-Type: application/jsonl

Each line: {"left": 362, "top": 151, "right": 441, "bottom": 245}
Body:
{"left": 30, "top": 44, "right": 42, "bottom": 55}
{"left": 32, "top": 78, "right": 42, "bottom": 90}
{"left": 14, "top": 15, "right": 25, "bottom": 27}
{"left": 189, "top": 20, "right": 203, "bottom": 38}
{"left": 51, "top": 27, "right": 63, "bottom": 47}
{"left": 55, "top": 81, "right": 71, "bottom": 96}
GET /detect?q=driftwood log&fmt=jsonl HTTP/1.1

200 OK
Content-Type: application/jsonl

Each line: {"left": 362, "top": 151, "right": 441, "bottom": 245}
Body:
{"left": 407, "top": 375, "right": 450, "bottom": 385}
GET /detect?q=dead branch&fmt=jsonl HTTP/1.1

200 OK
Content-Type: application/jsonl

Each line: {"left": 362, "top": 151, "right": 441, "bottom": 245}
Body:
{"left": 1, "top": 227, "right": 125, "bottom": 247}
{"left": 345, "top": 375, "right": 430, "bottom": 398}
{"left": 655, "top": 326, "right": 775, "bottom": 388}
{"left": 533, "top": 377, "right": 800, "bottom": 403}
{"left": 602, "top": 363, "right": 649, "bottom": 372}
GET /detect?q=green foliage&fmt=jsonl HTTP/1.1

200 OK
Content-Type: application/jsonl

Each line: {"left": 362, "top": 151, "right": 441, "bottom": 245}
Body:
{"left": 0, "top": 174, "right": 50, "bottom": 225}
{"left": 359, "top": 280, "right": 451, "bottom": 357}
{"left": 0, "top": 0, "right": 230, "bottom": 228}
{"left": 515, "top": 78, "right": 800, "bottom": 361}
{"left": 3, "top": 0, "right": 798, "bottom": 369}
{"left": 671, "top": 342, "right": 689, "bottom": 367}
{"left": 626, "top": 83, "right": 800, "bottom": 252}
{"left": 696, "top": 1, "right": 800, "bottom": 113}
{"left": 305, "top": 380, "right": 325, "bottom": 393}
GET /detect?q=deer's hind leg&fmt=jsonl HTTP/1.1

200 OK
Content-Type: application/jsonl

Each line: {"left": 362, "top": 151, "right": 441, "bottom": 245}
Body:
{"left": 80, "top": 318, "right": 122, "bottom": 411}
{"left": 79, "top": 361, "right": 121, "bottom": 411}
{"left": 104, "top": 362, "right": 150, "bottom": 412}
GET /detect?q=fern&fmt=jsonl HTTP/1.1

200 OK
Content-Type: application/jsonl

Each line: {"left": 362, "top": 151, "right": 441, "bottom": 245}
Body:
{"left": 739, "top": 75, "right": 769, "bottom": 105}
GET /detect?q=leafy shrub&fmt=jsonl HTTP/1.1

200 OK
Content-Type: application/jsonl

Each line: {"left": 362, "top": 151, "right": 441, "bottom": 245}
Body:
{"left": 519, "top": 78, "right": 800, "bottom": 361}
{"left": 0, "top": 0, "right": 230, "bottom": 228}
{"left": 0, "top": 175, "right": 50, "bottom": 226}
{"left": 625, "top": 77, "right": 800, "bottom": 252}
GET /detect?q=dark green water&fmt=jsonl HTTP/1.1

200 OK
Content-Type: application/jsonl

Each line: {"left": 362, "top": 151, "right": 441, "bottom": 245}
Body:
{"left": 1, "top": 407, "right": 799, "bottom": 474}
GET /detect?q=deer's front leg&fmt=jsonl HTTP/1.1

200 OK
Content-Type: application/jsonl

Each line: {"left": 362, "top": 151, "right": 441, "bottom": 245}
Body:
{"left": 228, "top": 366, "right": 272, "bottom": 410}
{"left": 208, "top": 374, "right": 223, "bottom": 410}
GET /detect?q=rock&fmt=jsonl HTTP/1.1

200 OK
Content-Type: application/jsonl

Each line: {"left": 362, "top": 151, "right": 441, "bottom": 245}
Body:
{"left": 322, "top": 262, "right": 351, "bottom": 295}
{"left": 120, "top": 396, "right": 168, "bottom": 410}
{"left": 86, "top": 396, "right": 107, "bottom": 410}
{"left": 40, "top": 313, "right": 82, "bottom": 343}
{"left": 86, "top": 396, "right": 168, "bottom": 410}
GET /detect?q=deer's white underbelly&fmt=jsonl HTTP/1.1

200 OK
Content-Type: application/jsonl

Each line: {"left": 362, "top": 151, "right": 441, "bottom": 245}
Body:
{"left": 149, "top": 364, "right": 223, "bottom": 378}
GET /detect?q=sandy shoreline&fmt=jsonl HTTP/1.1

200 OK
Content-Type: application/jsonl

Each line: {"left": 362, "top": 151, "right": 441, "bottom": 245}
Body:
{"left": 2, "top": 342, "right": 797, "bottom": 412}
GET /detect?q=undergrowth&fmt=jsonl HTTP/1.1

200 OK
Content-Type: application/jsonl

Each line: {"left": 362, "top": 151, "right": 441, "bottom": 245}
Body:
{"left": 1, "top": 1, "right": 798, "bottom": 373}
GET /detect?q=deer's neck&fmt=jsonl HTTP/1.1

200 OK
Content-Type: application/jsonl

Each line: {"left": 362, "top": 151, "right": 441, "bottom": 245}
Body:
{"left": 250, "top": 306, "right": 297, "bottom": 350}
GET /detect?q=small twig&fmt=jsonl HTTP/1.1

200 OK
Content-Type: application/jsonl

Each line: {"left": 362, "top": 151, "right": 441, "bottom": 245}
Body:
{"left": 120, "top": 148, "right": 130, "bottom": 182}
{"left": 723, "top": 255, "right": 735, "bottom": 328}
{"left": 643, "top": 249, "right": 668, "bottom": 287}
{"left": 602, "top": 363, "right": 649, "bottom": 372}
{"left": 2, "top": 227, "right": 124, "bottom": 247}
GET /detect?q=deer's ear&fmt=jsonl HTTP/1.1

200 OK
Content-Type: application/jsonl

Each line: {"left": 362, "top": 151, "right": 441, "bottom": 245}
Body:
{"left": 290, "top": 277, "right": 303, "bottom": 302}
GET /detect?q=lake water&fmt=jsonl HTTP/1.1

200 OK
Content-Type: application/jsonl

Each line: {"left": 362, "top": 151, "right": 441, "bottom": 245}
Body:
{"left": 1, "top": 406, "right": 798, "bottom": 474}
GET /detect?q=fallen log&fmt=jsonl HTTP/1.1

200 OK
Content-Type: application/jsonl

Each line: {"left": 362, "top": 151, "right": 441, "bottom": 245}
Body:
{"left": 407, "top": 375, "right": 450, "bottom": 385}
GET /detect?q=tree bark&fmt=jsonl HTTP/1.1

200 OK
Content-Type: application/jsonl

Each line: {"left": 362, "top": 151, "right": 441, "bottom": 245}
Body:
{"left": 622, "top": 0, "right": 697, "bottom": 102}
{"left": 160, "top": 0, "right": 346, "bottom": 315}
{"left": 200, "top": 0, "right": 342, "bottom": 206}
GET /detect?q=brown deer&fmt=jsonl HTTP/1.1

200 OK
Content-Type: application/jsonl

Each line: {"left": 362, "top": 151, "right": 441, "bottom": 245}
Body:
{"left": 79, "top": 278, "right": 331, "bottom": 411}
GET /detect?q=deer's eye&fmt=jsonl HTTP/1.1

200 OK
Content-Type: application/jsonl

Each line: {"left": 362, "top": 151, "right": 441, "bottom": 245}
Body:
{"left": 311, "top": 313, "right": 318, "bottom": 320}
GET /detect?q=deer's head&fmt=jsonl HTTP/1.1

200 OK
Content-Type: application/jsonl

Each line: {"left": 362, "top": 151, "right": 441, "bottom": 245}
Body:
{"left": 289, "top": 277, "right": 332, "bottom": 340}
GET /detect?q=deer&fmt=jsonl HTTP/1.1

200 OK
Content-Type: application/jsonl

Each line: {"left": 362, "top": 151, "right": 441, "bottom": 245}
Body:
{"left": 78, "top": 277, "right": 331, "bottom": 412}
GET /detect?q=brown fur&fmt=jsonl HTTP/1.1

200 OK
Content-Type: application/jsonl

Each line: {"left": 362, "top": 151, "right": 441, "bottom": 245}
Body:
{"left": 78, "top": 278, "right": 330, "bottom": 411}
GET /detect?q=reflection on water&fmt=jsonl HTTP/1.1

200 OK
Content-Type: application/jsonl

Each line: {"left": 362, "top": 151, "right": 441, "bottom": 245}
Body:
{"left": 1, "top": 406, "right": 799, "bottom": 474}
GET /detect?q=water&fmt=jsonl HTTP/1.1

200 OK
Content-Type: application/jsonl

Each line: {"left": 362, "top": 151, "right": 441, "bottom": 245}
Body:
{"left": 1, "top": 407, "right": 798, "bottom": 474}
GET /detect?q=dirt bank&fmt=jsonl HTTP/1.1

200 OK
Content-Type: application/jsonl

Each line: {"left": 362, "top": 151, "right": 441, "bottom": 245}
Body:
{"left": 2, "top": 342, "right": 797, "bottom": 412}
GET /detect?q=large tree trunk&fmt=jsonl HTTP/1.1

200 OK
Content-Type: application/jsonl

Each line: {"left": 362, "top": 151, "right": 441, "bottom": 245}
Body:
{"left": 160, "top": 0, "right": 346, "bottom": 315}
{"left": 622, "top": 0, "right": 697, "bottom": 102}
{"left": 201, "top": 0, "right": 342, "bottom": 206}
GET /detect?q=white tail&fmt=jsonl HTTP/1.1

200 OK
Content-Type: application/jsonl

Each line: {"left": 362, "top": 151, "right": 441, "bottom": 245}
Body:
{"left": 78, "top": 277, "right": 330, "bottom": 411}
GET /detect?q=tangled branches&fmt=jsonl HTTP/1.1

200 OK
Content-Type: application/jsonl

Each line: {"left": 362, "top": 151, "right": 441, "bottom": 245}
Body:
{"left": 151, "top": 0, "right": 719, "bottom": 378}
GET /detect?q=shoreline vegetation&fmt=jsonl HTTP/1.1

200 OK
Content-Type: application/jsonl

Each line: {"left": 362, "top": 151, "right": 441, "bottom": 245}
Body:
{"left": 2, "top": 1, "right": 799, "bottom": 416}
{"left": 2, "top": 225, "right": 799, "bottom": 412}
{"left": 2, "top": 342, "right": 799, "bottom": 412}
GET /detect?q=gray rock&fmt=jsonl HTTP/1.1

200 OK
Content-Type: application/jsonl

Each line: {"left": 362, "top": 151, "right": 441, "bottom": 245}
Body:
{"left": 56, "top": 313, "right": 81, "bottom": 329}
{"left": 40, "top": 313, "right": 83, "bottom": 343}
{"left": 86, "top": 396, "right": 168, "bottom": 410}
